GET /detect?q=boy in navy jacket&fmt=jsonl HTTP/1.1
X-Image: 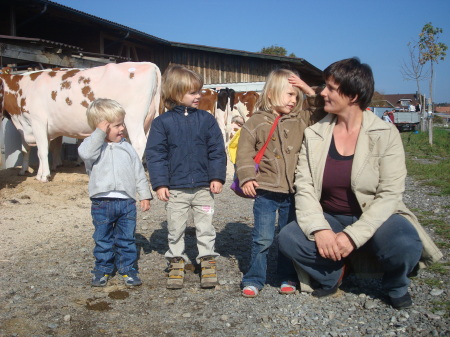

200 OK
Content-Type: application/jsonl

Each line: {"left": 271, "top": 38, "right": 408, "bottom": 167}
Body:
{"left": 145, "top": 65, "right": 226, "bottom": 289}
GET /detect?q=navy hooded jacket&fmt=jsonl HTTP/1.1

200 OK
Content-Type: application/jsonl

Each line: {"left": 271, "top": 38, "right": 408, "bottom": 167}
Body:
{"left": 145, "top": 106, "right": 226, "bottom": 191}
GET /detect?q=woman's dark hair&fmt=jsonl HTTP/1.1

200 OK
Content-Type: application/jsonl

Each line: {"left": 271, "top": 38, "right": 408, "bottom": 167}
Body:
{"left": 323, "top": 58, "right": 374, "bottom": 110}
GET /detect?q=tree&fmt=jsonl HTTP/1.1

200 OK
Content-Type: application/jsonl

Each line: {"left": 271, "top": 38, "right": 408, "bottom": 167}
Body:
{"left": 259, "top": 45, "right": 296, "bottom": 57}
{"left": 418, "top": 22, "right": 447, "bottom": 144}
{"left": 401, "top": 41, "right": 428, "bottom": 112}
{"left": 418, "top": 23, "right": 448, "bottom": 106}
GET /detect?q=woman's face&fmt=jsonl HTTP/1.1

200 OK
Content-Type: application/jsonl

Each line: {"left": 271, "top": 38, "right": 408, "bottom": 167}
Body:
{"left": 320, "top": 78, "right": 353, "bottom": 115}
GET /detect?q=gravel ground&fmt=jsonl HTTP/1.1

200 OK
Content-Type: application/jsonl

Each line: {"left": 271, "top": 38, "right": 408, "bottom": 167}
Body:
{"left": 0, "top": 159, "right": 448, "bottom": 337}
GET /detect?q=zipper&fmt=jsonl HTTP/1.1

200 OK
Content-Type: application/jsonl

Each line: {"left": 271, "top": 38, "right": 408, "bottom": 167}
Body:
{"left": 184, "top": 107, "right": 188, "bottom": 116}
{"left": 109, "top": 144, "right": 116, "bottom": 190}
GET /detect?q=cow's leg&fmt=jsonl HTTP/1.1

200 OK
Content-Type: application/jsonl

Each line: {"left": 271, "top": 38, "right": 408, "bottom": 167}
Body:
{"left": 215, "top": 108, "right": 227, "bottom": 145}
{"left": 31, "top": 121, "right": 52, "bottom": 182}
{"left": 19, "top": 142, "right": 31, "bottom": 176}
{"left": 50, "top": 136, "right": 63, "bottom": 171}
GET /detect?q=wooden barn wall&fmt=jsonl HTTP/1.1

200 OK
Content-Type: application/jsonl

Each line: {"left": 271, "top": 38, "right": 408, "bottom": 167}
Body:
{"left": 138, "top": 46, "right": 318, "bottom": 85}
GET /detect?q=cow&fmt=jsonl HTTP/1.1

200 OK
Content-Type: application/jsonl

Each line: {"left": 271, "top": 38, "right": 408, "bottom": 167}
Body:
{"left": 214, "top": 88, "right": 235, "bottom": 144}
{"left": 198, "top": 88, "right": 218, "bottom": 115}
{"left": 229, "top": 91, "right": 260, "bottom": 140}
{"left": 233, "top": 91, "right": 259, "bottom": 121}
{"left": 0, "top": 62, "right": 161, "bottom": 182}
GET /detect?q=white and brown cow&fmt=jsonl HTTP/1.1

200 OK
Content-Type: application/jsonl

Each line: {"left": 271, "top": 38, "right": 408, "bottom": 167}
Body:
{"left": 0, "top": 62, "right": 161, "bottom": 182}
{"left": 229, "top": 91, "right": 260, "bottom": 140}
{"left": 233, "top": 91, "right": 259, "bottom": 121}
{"left": 198, "top": 88, "right": 218, "bottom": 115}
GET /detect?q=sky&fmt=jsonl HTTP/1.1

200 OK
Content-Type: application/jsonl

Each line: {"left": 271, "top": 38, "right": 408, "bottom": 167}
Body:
{"left": 53, "top": 0, "right": 450, "bottom": 103}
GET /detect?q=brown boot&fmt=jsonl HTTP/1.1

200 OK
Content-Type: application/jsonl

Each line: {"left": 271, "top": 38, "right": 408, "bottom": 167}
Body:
{"left": 200, "top": 256, "right": 218, "bottom": 288}
{"left": 167, "top": 257, "right": 185, "bottom": 289}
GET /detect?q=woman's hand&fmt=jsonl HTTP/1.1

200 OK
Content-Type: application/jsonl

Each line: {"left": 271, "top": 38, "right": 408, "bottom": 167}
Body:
{"left": 288, "top": 75, "right": 315, "bottom": 96}
{"left": 314, "top": 229, "right": 342, "bottom": 261}
{"left": 335, "top": 232, "right": 356, "bottom": 258}
{"left": 242, "top": 180, "right": 259, "bottom": 198}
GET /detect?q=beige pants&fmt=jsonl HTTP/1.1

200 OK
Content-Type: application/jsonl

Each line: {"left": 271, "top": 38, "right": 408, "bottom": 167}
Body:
{"left": 165, "top": 187, "right": 219, "bottom": 263}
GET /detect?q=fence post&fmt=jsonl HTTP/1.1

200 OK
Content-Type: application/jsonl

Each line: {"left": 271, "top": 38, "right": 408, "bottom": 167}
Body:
{"left": 428, "top": 98, "right": 433, "bottom": 145}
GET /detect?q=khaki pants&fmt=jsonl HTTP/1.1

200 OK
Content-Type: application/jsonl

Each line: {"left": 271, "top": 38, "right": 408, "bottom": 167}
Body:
{"left": 165, "top": 187, "right": 219, "bottom": 263}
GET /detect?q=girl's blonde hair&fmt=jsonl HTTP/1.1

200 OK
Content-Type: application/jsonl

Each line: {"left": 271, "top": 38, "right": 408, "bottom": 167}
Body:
{"left": 256, "top": 68, "right": 304, "bottom": 114}
{"left": 162, "top": 65, "right": 203, "bottom": 110}
{"left": 86, "top": 98, "right": 126, "bottom": 130}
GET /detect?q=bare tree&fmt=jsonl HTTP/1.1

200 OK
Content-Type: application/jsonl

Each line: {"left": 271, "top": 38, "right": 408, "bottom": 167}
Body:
{"left": 401, "top": 41, "right": 428, "bottom": 111}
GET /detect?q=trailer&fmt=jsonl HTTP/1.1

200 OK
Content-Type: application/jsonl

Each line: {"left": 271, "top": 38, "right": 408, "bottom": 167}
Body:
{"left": 393, "top": 109, "right": 420, "bottom": 132}
{"left": 369, "top": 104, "right": 419, "bottom": 132}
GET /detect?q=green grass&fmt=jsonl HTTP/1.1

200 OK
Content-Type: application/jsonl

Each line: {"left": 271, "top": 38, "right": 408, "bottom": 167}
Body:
{"left": 427, "top": 262, "right": 449, "bottom": 276}
{"left": 430, "top": 300, "right": 449, "bottom": 317}
{"left": 423, "top": 278, "right": 443, "bottom": 287}
{"left": 402, "top": 128, "right": 450, "bottom": 196}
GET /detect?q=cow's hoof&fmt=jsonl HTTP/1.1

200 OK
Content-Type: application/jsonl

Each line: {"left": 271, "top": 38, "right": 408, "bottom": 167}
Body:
{"left": 36, "top": 176, "right": 51, "bottom": 183}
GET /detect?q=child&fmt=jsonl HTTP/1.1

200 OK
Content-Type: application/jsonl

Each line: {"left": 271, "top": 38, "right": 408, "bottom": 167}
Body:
{"left": 236, "top": 69, "right": 325, "bottom": 297}
{"left": 145, "top": 65, "right": 226, "bottom": 289}
{"left": 78, "top": 98, "right": 152, "bottom": 287}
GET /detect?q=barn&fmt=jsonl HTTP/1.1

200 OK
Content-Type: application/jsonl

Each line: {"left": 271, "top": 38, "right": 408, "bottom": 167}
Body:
{"left": 0, "top": 0, "right": 324, "bottom": 169}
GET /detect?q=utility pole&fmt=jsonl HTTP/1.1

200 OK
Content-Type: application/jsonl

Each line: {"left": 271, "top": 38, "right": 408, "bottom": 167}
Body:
{"left": 428, "top": 98, "right": 433, "bottom": 145}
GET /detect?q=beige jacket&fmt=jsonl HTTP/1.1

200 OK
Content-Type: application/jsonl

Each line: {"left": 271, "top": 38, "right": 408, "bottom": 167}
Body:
{"left": 295, "top": 110, "right": 442, "bottom": 272}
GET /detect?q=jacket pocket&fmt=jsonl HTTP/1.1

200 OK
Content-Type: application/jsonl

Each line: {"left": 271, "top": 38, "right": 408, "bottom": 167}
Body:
{"left": 256, "top": 158, "right": 280, "bottom": 187}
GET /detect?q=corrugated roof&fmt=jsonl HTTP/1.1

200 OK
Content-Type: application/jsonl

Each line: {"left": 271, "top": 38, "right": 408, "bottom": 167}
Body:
{"left": 43, "top": 0, "right": 171, "bottom": 45}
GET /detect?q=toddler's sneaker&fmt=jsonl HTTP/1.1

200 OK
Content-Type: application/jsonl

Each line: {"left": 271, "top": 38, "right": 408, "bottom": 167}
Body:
{"left": 200, "top": 256, "right": 218, "bottom": 288}
{"left": 167, "top": 257, "right": 185, "bottom": 289}
{"left": 121, "top": 269, "right": 142, "bottom": 286}
{"left": 91, "top": 270, "right": 110, "bottom": 287}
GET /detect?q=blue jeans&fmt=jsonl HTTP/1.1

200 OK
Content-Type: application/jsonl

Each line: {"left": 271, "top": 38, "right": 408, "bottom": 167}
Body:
{"left": 278, "top": 213, "right": 423, "bottom": 298}
{"left": 241, "top": 190, "right": 297, "bottom": 290}
{"left": 91, "top": 198, "right": 138, "bottom": 275}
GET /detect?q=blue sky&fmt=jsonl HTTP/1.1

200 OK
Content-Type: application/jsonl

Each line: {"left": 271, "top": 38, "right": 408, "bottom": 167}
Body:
{"left": 53, "top": 0, "right": 450, "bottom": 103}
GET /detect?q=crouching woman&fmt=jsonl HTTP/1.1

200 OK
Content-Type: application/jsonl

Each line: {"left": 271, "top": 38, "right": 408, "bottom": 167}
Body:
{"left": 278, "top": 58, "right": 442, "bottom": 309}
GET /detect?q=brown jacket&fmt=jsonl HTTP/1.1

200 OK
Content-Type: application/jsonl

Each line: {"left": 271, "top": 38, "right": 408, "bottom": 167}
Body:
{"left": 236, "top": 96, "right": 325, "bottom": 194}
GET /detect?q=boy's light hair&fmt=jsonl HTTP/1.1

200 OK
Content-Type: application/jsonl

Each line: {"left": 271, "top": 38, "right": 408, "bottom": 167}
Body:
{"left": 256, "top": 69, "right": 304, "bottom": 114}
{"left": 162, "top": 65, "right": 203, "bottom": 110}
{"left": 86, "top": 98, "right": 126, "bottom": 130}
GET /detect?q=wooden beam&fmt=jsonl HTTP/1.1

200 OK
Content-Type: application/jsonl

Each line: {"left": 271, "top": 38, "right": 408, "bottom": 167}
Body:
{"left": 0, "top": 43, "right": 110, "bottom": 68}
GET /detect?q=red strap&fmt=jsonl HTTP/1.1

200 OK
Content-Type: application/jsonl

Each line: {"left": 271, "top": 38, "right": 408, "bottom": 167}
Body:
{"left": 254, "top": 115, "right": 281, "bottom": 164}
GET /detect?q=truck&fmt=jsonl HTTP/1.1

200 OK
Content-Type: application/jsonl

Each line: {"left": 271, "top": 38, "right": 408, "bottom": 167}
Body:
{"left": 392, "top": 107, "right": 420, "bottom": 132}
{"left": 370, "top": 104, "right": 420, "bottom": 132}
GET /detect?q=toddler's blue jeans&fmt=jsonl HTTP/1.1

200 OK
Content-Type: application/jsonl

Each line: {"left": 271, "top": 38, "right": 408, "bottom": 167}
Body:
{"left": 91, "top": 198, "right": 138, "bottom": 275}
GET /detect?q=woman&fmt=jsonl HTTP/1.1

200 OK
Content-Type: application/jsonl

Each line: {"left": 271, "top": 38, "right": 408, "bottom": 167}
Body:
{"left": 278, "top": 58, "right": 442, "bottom": 309}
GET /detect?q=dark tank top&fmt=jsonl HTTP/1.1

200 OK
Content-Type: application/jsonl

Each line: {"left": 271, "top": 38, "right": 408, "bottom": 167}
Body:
{"left": 320, "top": 136, "right": 362, "bottom": 216}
